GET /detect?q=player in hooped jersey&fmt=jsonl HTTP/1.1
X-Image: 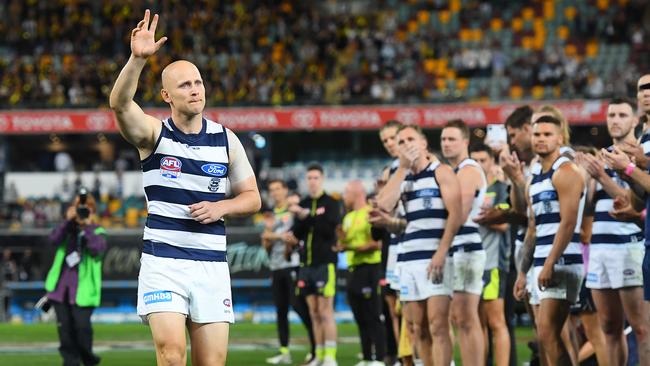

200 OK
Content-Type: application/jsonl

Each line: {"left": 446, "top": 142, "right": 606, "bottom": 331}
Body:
{"left": 600, "top": 75, "right": 650, "bottom": 365}
{"left": 576, "top": 98, "right": 650, "bottom": 366}
{"left": 515, "top": 115, "right": 585, "bottom": 365}
{"left": 441, "top": 119, "right": 488, "bottom": 366}
{"left": 109, "top": 11, "right": 261, "bottom": 366}
{"left": 368, "top": 120, "right": 408, "bottom": 365}
{"left": 376, "top": 122, "right": 404, "bottom": 343}
{"left": 377, "top": 124, "right": 463, "bottom": 366}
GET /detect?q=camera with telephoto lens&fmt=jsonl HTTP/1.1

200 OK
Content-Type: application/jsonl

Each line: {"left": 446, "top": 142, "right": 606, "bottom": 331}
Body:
{"left": 76, "top": 187, "right": 90, "bottom": 220}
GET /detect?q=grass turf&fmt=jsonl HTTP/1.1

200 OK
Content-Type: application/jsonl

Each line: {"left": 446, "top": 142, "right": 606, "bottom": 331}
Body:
{"left": 0, "top": 322, "right": 535, "bottom": 365}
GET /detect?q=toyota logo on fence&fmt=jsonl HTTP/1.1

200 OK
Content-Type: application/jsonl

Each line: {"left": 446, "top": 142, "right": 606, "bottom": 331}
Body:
{"left": 86, "top": 113, "right": 111, "bottom": 131}
{"left": 291, "top": 110, "right": 317, "bottom": 130}
{"left": 395, "top": 109, "right": 421, "bottom": 125}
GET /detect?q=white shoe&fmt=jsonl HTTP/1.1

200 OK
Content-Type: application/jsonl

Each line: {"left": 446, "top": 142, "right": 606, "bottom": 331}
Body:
{"left": 367, "top": 361, "right": 385, "bottom": 366}
{"left": 266, "top": 352, "right": 292, "bottom": 365}
{"left": 302, "top": 357, "right": 322, "bottom": 366}
{"left": 321, "top": 357, "right": 338, "bottom": 366}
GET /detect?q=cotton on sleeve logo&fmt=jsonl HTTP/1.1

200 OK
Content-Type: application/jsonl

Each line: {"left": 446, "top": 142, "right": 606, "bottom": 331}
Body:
{"left": 143, "top": 290, "right": 173, "bottom": 304}
{"left": 201, "top": 163, "right": 228, "bottom": 177}
{"left": 160, "top": 157, "right": 182, "bottom": 179}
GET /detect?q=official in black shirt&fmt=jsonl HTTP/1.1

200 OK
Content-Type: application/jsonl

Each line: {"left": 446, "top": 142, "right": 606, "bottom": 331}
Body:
{"left": 285, "top": 163, "right": 341, "bottom": 365}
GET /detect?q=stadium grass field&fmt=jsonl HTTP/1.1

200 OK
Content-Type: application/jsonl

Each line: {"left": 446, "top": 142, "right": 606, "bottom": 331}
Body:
{"left": 0, "top": 322, "right": 534, "bottom": 365}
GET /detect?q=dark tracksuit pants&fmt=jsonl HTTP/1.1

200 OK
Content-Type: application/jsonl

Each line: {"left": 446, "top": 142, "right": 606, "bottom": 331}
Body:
{"left": 347, "top": 263, "right": 386, "bottom": 361}
{"left": 52, "top": 301, "right": 100, "bottom": 366}
{"left": 271, "top": 267, "right": 316, "bottom": 355}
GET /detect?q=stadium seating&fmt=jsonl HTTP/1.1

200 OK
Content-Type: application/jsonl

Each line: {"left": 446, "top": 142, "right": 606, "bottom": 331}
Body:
{"left": 0, "top": 0, "right": 644, "bottom": 108}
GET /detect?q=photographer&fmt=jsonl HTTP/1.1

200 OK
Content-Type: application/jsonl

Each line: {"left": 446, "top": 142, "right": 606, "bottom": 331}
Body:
{"left": 44, "top": 188, "right": 106, "bottom": 366}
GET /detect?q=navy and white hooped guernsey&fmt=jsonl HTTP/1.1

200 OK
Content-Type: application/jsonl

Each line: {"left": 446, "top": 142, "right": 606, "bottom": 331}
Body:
{"left": 641, "top": 130, "right": 650, "bottom": 247}
{"left": 592, "top": 162, "right": 644, "bottom": 245}
{"left": 141, "top": 117, "right": 230, "bottom": 261}
{"left": 529, "top": 156, "right": 584, "bottom": 267}
{"left": 397, "top": 162, "right": 448, "bottom": 262}
{"left": 641, "top": 130, "right": 650, "bottom": 157}
{"left": 388, "top": 158, "right": 403, "bottom": 252}
{"left": 519, "top": 146, "right": 573, "bottom": 249}
{"left": 451, "top": 159, "right": 487, "bottom": 253}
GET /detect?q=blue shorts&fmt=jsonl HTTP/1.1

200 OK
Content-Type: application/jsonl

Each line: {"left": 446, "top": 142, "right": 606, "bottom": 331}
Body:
{"left": 643, "top": 246, "right": 650, "bottom": 301}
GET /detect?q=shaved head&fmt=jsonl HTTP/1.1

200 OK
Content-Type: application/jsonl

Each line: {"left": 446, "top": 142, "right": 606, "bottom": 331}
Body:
{"left": 161, "top": 60, "right": 200, "bottom": 90}
{"left": 343, "top": 180, "right": 367, "bottom": 209}
{"left": 347, "top": 180, "right": 366, "bottom": 195}
{"left": 159, "top": 60, "right": 206, "bottom": 116}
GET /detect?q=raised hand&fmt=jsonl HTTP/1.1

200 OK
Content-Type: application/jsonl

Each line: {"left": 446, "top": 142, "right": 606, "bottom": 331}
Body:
{"left": 609, "top": 194, "right": 642, "bottom": 222}
{"left": 131, "top": 10, "right": 168, "bottom": 59}
{"left": 399, "top": 145, "right": 419, "bottom": 170}
{"left": 601, "top": 146, "right": 632, "bottom": 171}
{"left": 575, "top": 152, "right": 605, "bottom": 179}
{"left": 368, "top": 208, "right": 393, "bottom": 228}
{"left": 499, "top": 150, "right": 524, "bottom": 182}
{"left": 618, "top": 141, "right": 648, "bottom": 170}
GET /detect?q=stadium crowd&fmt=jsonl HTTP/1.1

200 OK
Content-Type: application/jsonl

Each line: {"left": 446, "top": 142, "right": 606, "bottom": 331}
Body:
{"left": 0, "top": 0, "right": 648, "bottom": 108}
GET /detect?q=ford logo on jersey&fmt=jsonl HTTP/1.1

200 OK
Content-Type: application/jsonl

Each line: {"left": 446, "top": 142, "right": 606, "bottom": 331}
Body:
{"left": 538, "top": 191, "right": 557, "bottom": 201}
{"left": 160, "top": 156, "right": 182, "bottom": 179}
{"left": 201, "top": 163, "right": 228, "bottom": 177}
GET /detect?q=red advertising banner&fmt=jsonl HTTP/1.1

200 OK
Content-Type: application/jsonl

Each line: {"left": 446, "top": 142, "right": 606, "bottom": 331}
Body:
{"left": 0, "top": 100, "right": 608, "bottom": 134}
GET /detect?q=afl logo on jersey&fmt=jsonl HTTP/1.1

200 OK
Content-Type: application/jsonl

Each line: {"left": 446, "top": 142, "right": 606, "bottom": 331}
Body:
{"left": 160, "top": 156, "right": 182, "bottom": 179}
{"left": 201, "top": 163, "right": 228, "bottom": 177}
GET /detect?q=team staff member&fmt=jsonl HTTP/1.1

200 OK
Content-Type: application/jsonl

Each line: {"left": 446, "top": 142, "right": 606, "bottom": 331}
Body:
{"left": 285, "top": 163, "right": 341, "bottom": 366}
{"left": 476, "top": 106, "right": 534, "bottom": 365}
{"left": 470, "top": 143, "right": 511, "bottom": 366}
{"left": 262, "top": 179, "right": 315, "bottom": 365}
{"left": 45, "top": 189, "right": 106, "bottom": 366}
{"left": 339, "top": 180, "right": 386, "bottom": 366}
{"left": 375, "top": 120, "right": 403, "bottom": 364}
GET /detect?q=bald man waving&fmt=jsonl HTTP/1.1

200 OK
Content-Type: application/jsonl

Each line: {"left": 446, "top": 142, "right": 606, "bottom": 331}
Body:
{"left": 109, "top": 10, "right": 261, "bottom": 366}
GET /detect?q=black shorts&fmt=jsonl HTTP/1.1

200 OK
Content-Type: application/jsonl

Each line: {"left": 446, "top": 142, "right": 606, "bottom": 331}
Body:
{"left": 571, "top": 281, "right": 596, "bottom": 314}
{"left": 297, "top": 263, "right": 336, "bottom": 297}
{"left": 347, "top": 263, "right": 382, "bottom": 298}
{"left": 382, "top": 284, "right": 398, "bottom": 298}
{"left": 482, "top": 268, "right": 507, "bottom": 300}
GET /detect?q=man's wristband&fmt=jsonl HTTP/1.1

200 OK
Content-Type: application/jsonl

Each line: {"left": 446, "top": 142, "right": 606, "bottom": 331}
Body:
{"left": 641, "top": 209, "right": 647, "bottom": 221}
{"left": 624, "top": 162, "right": 636, "bottom": 177}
